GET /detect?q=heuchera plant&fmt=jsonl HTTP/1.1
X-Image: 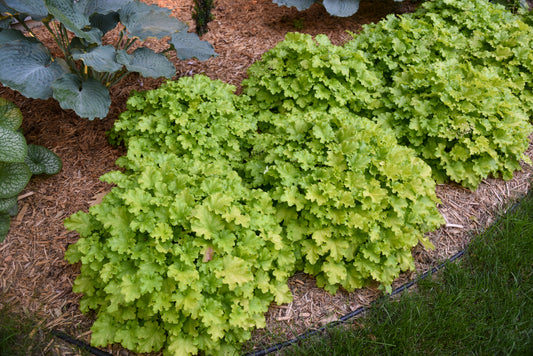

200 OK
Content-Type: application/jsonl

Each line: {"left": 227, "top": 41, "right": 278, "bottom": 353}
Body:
{"left": 243, "top": 107, "right": 443, "bottom": 294}
{"left": 66, "top": 76, "right": 296, "bottom": 355}
{"left": 344, "top": 0, "right": 533, "bottom": 189}
{"left": 0, "top": 0, "right": 216, "bottom": 120}
{"left": 0, "top": 98, "right": 61, "bottom": 242}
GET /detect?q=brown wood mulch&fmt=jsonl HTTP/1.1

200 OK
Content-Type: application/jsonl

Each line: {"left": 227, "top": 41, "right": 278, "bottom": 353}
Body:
{"left": 0, "top": 0, "right": 532, "bottom": 355}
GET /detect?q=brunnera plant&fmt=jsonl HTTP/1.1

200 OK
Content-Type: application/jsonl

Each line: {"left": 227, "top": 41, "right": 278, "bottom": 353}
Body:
{"left": 0, "top": 0, "right": 217, "bottom": 120}
{"left": 0, "top": 97, "right": 61, "bottom": 242}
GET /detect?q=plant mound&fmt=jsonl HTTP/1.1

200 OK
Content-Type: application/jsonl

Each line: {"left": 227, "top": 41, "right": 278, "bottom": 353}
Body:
{"left": 66, "top": 77, "right": 295, "bottom": 355}
{"left": 244, "top": 107, "right": 443, "bottom": 294}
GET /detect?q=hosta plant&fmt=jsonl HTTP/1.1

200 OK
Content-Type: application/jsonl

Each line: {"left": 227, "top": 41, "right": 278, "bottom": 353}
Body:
{"left": 271, "top": 0, "right": 394, "bottom": 17}
{"left": 0, "top": 98, "right": 61, "bottom": 242}
{"left": 0, "top": 0, "right": 216, "bottom": 120}
{"left": 243, "top": 107, "right": 444, "bottom": 294}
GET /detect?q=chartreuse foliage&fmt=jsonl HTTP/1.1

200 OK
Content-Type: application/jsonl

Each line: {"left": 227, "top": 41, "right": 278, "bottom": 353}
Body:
{"left": 0, "top": 0, "right": 216, "bottom": 120}
{"left": 0, "top": 98, "right": 61, "bottom": 242}
{"left": 243, "top": 32, "right": 383, "bottom": 116}
{"left": 343, "top": 0, "right": 533, "bottom": 189}
{"left": 66, "top": 76, "right": 295, "bottom": 355}
{"left": 66, "top": 75, "right": 443, "bottom": 355}
{"left": 245, "top": 0, "right": 533, "bottom": 190}
{"left": 244, "top": 107, "right": 443, "bottom": 294}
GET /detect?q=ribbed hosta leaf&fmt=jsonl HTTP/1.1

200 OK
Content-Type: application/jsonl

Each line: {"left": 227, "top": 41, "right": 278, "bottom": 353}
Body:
{"left": 0, "top": 29, "right": 39, "bottom": 45}
{"left": 72, "top": 45, "right": 122, "bottom": 73}
{"left": 0, "top": 40, "right": 69, "bottom": 99}
{"left": 0, "top": 97, "right": 23, "bottom": 131}
{"left": 323, "top": 0, "right": 360, "bottom": 17}
{"left": 52, "top": 74, "right": 111, "bottom": 120}
{"left": 272, "top": 0, "right": 317, "bottom": 11}
{"left": 118, "top": 1, "right": 187, "bottom": 40}
{"left": 116, "top": 48, "right": 175, "bottom": 78}
{"left": 170, "top": 31, "right": 217, "bottom": 61}
{"left": 44, "top": 0, "right": 103, "bottom": 44}
{"left": 0, "top": 128, "right": 26, "bottom": 163}
{"left": 0, "top": 162, "right": 31, "bottom": 199}
{"left": 3, "top": 0, "right": 48, "bottom": 20}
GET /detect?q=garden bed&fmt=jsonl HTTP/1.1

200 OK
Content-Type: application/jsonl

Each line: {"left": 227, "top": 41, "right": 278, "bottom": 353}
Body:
{"left": 0, "top": 0, "right": 532, "bottom": 355}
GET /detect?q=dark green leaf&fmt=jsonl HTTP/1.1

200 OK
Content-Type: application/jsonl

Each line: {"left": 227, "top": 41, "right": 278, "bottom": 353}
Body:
{"left": 118, "top": 1, "right": 187, "bottom": 40}
{"left": 0, "top": 213, "right": 10, "bottom": 242}
{"left": 0, "top": 40, "right": 69, "bottom": 99}
{"left": 116, "top": 48, "right": 175, "bottom": 78}
{"left": 0, "top": 196, "right": 17, "bottom": 213}
{"left": 52, "top": 73, "right": 111, "bottom": 120}
{"left": 25, "top": 144, "right": 62, "bottom": 175}
{"left": 0, "top": 162, "right": 31, "bottom": 199}
{"left": 170, "top": 31, "right": 217, "bottom": 61}
{"left": 0, "top": 127, "right": 26, "bottom": 162}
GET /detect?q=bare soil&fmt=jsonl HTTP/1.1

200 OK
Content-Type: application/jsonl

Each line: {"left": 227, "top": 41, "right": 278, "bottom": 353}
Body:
{"left": 0, "top": 0, "right": 531, "bottom": 355}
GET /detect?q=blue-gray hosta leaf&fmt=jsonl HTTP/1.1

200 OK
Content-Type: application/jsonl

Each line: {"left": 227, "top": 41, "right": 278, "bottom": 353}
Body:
{"left": 3, "top": 0, "right": 48, "bottom": 20}
{"left": 272, "top": 0, "right": 317, "bottom": 11}
{"left": 170, "top": 31, "right": 217, "bottom": 61}
{"left": 322, "top": 0, "right": 360, "bottom": 16}
{"left": 44, "top": 0, "right": 103, "bottom": 44}
{"left": 118, "top": 1, "right": 188, "bottom": 40}
{"left": 52, "top": 74, "right": 111, "bottom": 120}
{"left": 0, "top": 29, "right": 39, "bottom": 45}
{"left": 0, "top": 162, "right": 31, "bottom": 199}
{"left": 0, "top": 40, "right": 69, "bottom": 99}
{"left": 116, "top": 48, "right": 175, "bottom": 78}
{"left": 89, "top": 12, "right": 120, "bottom": 35}
{"left": 72, "top": 45, "right": 123, "bottom": 73}
{"left": 84, "top": 0, "right": 132, "bottom": 15}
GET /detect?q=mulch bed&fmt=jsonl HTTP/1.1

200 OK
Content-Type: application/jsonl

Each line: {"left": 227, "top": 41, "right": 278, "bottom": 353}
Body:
{"left": 0, "top": 0, "right": 532, "bottom": 355}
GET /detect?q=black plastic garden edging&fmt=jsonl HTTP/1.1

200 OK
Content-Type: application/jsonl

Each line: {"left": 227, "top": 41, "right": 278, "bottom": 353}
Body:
{"left": 48, "top": 248, "right": 466, "bottom": 356}
{"left": 245, "top": 248, "right": 466, "bottom": 356}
